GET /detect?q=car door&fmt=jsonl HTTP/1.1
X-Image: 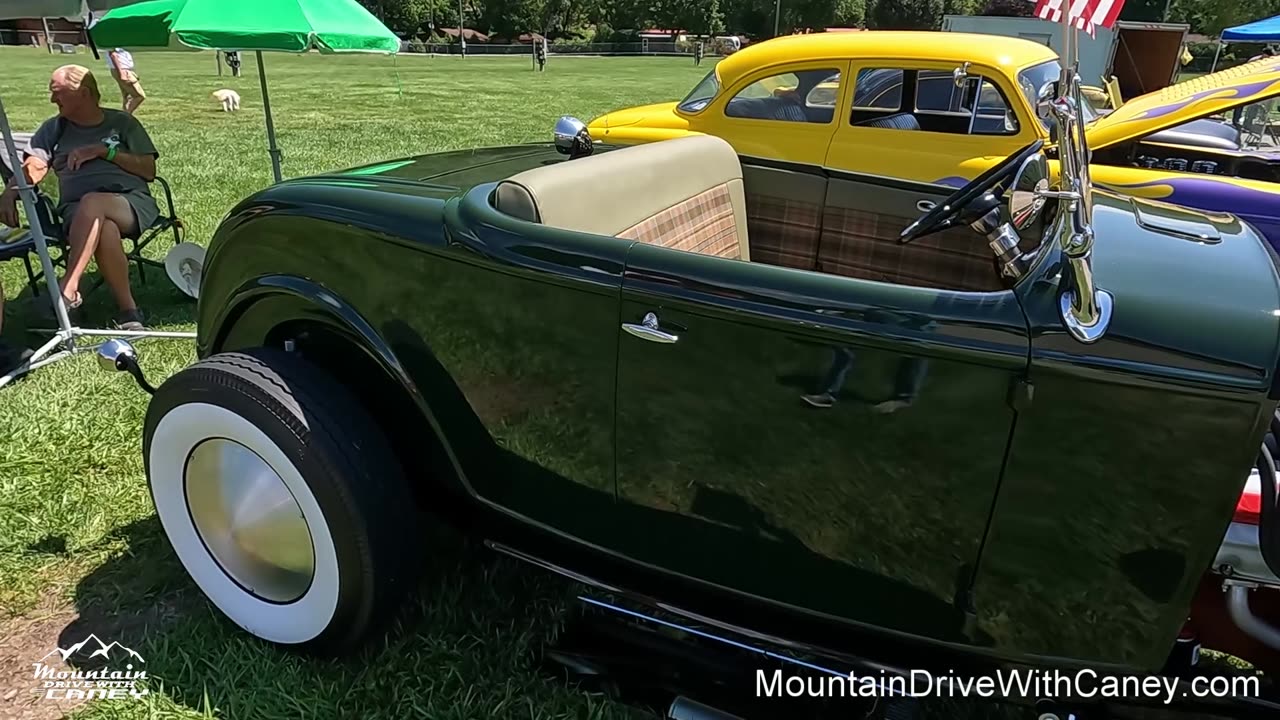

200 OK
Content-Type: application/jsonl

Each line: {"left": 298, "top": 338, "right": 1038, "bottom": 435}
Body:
{"left": 699, "top": 60, "right": 850, "bottom": 167}
{"left": 609, "top": 242, "right": 1030, "bottom": 645}
{"left": 825, "top": 62, "right": 1035, "bottom": 186}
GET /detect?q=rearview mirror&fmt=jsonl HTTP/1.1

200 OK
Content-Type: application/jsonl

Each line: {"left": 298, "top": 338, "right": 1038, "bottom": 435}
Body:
{"left": 953, "top": 62, "right": 971, "bottom": 88}
{"left": 1009, "top": 152, "right": 1049, "bottom": 230}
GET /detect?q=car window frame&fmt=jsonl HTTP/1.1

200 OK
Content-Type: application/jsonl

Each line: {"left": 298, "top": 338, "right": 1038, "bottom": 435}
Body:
{"left": 716, "top": 61, "right": 850, "bottom": 127}
{"left": 846, "top": 60, "right": 1031, "bottom": 140}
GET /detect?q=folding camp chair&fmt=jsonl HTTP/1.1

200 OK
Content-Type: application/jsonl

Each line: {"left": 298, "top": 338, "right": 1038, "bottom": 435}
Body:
{"left": 0, "top": 142, "right": 183, "bottom": 301}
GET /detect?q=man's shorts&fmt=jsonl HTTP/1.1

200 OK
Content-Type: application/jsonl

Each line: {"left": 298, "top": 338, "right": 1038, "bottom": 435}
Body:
{"left": 112, "top": 69, "right": 145, "bottom": 100}
{"left": 60, "top": 189, "right": 159, "bottom": 240}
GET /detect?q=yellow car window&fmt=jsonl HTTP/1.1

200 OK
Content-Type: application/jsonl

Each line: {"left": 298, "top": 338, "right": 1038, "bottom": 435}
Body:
{"left": 726, "top": 69, "right": 843, "bottom": 124}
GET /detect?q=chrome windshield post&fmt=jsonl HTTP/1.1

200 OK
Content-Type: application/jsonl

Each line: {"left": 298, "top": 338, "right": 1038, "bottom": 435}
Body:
{"left": 1048, "top": 9, "right": 1113, "bottom": 344}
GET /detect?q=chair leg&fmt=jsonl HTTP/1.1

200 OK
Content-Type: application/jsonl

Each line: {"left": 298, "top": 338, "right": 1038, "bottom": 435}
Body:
{"left": 23, "top": 255, "right": 38, "bottom": 297}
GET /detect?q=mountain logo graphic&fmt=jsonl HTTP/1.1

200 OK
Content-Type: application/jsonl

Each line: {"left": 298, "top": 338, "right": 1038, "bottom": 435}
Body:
{"left": 39, "top": 635, "right": 145, "bottom": 664}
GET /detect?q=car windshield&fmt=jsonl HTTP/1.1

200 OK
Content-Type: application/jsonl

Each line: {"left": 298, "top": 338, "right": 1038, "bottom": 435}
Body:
{"left": 679, "top": 70, "right": 720, "bottom": 113}
{"left": 1018, "top": 60, "right": 1100, "bottom": 131}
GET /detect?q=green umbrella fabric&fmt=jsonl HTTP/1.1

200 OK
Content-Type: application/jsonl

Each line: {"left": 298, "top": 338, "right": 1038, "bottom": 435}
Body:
{"left": 90, "top": 0, "right": 398, "bottom": 53}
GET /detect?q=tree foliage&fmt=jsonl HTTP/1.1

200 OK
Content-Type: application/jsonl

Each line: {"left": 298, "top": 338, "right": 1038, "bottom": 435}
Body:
{"left": 361, "top": 0, "right": 1280, "bottom": 41}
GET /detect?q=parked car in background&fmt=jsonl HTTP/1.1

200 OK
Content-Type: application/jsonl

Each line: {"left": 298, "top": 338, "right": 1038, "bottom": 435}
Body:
{"left": 588, "top": 32, "right": 1280, "bottom": 252}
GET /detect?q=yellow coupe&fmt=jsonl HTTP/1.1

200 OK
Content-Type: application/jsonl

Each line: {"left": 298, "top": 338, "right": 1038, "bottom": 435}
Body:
{"left": 589, "top": 31, "right": 1280, "bottom": 250}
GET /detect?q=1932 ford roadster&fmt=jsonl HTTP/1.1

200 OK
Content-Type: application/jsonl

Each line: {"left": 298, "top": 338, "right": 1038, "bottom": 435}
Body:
{"left": 101, "top": 23, "right": 1280, "bottom": 720}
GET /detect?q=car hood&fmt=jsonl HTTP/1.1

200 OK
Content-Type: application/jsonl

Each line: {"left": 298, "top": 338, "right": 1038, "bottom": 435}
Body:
{"left": 1086, "top": 55, "right": 1280, "bottom": 150}
{"left": 588, "top": 102, "right": 689, "bottom": 135}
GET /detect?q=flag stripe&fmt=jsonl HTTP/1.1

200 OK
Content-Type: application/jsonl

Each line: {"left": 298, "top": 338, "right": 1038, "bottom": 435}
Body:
{"left": 1034, "top": 0, "right": 1122, "bottom": 31}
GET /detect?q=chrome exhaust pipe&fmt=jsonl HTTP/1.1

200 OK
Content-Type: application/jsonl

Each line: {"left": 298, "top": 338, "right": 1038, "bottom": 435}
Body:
{"left": 667, "top": 696, "right": 744, "bottom": 720}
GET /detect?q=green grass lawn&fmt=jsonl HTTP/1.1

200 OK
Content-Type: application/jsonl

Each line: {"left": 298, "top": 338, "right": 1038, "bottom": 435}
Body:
{"left": 0, "top": 46, "right": 709, "bottom": 720}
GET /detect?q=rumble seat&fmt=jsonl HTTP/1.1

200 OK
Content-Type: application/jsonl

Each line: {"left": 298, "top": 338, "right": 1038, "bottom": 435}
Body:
{"left": 493, "top": 135, "right": 751, "bottom": 261}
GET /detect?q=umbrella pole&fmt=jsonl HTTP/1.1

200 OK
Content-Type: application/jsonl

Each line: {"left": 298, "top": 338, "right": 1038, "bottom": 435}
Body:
{"left": 257, "top": 51, "right": 283, "bottom": 184}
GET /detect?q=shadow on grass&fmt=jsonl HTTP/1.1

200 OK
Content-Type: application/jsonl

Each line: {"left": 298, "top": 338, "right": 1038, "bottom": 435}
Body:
{"left": 56, "top": 517, "right": 642, "bottom": 719}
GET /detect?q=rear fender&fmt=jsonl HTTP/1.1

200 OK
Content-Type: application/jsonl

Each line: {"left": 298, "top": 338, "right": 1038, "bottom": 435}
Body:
{"left": 208, "top": 274, "right": 482, "bottom": 507}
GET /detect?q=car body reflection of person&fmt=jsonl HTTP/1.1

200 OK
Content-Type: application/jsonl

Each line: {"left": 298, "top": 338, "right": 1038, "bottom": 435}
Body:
{"left": 802, "top": 310, "right": 935, "bottom": 412}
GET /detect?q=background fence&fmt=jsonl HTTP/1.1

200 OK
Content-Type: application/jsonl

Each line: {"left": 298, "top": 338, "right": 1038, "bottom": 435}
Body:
{"left": 0, "top": 29, "right": 88, "bottom": 49}
{"left": 416, "top": 41, "right": 730, "bottom": 57}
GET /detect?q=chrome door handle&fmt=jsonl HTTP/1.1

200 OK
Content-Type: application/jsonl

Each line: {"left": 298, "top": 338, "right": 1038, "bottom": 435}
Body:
{"left": 917, "top": 199, "right": 937, "bottom": 213}
{"left": 622, "top": 312, "right": 678, "bottom": 344}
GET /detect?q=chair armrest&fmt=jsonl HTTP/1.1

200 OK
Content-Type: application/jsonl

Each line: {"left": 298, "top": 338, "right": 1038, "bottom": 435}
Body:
{"left": 150, "top": 175, "right": 176, "bottom": 214}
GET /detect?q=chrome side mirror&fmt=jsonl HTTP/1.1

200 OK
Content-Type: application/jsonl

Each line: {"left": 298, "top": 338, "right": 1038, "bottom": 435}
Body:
{"left": 953, "top": 62, "right": 971, "bottom": 88}
{"left": 553, "top": 116, "right": 593, "bottom": 159}
{"left": 1036, "top": 81, "right": 1057, "bottom": 121}
{"left": 1009, "top": 152, "right": 1049, "bottom": 230}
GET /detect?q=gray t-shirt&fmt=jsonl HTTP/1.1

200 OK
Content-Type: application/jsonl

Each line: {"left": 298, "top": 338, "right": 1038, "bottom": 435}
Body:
{"left": 24, "top": 109, "right": 158, "bottom": 208}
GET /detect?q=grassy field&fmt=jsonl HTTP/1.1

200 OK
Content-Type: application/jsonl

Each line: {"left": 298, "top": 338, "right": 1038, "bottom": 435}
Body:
{"left": 0, "top": 46, "right": 708, "bottom": 720}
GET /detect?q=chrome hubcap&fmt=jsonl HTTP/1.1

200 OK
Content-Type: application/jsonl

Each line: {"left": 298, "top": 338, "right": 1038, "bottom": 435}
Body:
{"left": 184, "top": 439, "right": 315, "bottom": 603}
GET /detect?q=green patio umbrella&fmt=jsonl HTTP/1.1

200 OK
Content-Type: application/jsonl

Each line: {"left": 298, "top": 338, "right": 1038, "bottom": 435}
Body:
{"left": 90, "top": 0, "right": 399, "bottom": 182}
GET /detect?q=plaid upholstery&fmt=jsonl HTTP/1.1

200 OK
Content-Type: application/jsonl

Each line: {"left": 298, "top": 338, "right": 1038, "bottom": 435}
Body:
{"left": 817, "top": 207, "right": 1002, "bottom": 292}
{"left": 620, "top": 183, "right": 741, "bottom": 259}
{"left": 745, "top": 192, "right": 823, "bottom": 270}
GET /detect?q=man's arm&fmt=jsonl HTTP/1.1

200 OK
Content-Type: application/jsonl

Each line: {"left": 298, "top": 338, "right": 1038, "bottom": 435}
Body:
{"left": 65, "top": 144, "right": 155, "bottom": 180}
{"left": 112, "top": 150, "right": 156, "bottom": 181}
{"left": 3, "top": 155, "right": 49, "bottom": 191}
{"left": 0, "top": 156, "right": 49, "bottom": 227}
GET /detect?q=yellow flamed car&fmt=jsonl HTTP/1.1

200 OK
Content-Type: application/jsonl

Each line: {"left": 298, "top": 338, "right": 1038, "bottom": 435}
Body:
{"left": 589, "top": 31, "right": 1280, "bottom": 250}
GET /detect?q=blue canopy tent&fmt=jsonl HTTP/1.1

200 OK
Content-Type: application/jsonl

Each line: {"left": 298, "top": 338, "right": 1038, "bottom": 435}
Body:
{"left": 1211, "top": 15, "right": 1280, "bottom": 71}
{"left": 1223, "top": 15, "right": 1280, "bottom": 42}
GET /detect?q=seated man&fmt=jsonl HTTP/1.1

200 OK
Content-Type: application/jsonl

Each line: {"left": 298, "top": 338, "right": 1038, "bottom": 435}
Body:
{"left": 0, "top": 64, "right": 159, "bottom": 331}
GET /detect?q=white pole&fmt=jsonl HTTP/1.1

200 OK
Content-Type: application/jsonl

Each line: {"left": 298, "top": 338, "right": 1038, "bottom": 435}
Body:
{"left": 1210, "top": 40, "right": 1224, "bottom": 72}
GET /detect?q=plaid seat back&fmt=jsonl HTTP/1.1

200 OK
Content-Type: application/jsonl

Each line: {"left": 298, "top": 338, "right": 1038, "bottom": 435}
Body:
{"left": 619, "top": 183, "right": 742, "bottom": 259}
{"left": 744, "top": 192, "right": 822, "bottom": 270}
{"left": 818, "top": 206, "right": 1002, "bottom": 292}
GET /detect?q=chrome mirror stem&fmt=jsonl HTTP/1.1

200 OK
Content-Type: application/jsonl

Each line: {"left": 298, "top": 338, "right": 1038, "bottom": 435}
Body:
{"left": 1050, "top": 10, "right": 1113, "bottom": 344}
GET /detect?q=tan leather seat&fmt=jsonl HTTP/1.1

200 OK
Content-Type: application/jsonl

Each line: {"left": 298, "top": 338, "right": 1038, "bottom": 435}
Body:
{"left": 494, "top": 135, "right": 750, "bottom": 261}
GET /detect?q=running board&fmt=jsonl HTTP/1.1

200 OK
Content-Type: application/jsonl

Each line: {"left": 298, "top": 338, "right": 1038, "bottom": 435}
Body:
{"left": 493, "top": 541, "right": 1280, "bottom": 719}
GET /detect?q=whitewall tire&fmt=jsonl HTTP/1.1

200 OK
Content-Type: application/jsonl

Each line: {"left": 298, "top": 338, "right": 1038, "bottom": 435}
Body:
{"left": 143, "top": 347, "right": 419, "bottom": 653}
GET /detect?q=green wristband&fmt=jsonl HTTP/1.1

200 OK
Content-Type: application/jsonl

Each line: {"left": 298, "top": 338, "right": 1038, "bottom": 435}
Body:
{"left": 106, "top": 145, "right": 117, "bottom": 162}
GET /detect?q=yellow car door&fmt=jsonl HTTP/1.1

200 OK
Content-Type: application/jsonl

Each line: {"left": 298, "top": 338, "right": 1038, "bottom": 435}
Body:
{"left": 702, "top": 60, "right": 852, "bottom": 167}
{"left": 826, "top": 62, "right": 1037, "bottom": 186}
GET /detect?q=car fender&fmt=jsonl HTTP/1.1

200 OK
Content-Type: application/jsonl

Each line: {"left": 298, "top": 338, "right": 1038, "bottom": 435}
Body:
{"left": 206, "top": 272, "right": 486, "bottom": 507}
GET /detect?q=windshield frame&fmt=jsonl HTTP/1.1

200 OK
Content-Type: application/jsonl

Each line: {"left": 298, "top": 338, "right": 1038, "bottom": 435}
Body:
{"left": 678, "top": 69, "right": 720, "bottom": 114}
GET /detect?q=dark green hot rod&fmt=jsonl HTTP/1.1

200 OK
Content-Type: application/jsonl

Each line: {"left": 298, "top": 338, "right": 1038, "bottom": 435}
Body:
{"left": 100, "top": 30, "right": 1280, "bottom": 720}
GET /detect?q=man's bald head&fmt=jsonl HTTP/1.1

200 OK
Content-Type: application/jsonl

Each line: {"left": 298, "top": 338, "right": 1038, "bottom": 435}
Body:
{"left": 49, "top": 64, "right": 101, "bottom": 118}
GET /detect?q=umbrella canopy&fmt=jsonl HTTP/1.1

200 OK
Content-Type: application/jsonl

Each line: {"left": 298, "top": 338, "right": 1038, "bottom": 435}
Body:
{"left": 88, "top": 0, "right": 399, "bottom": 183}
{"left": 90, "top": 0, "right": 398, "bottom": 53}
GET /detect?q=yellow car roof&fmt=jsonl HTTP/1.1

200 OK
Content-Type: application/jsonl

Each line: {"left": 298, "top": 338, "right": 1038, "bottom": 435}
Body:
{"left": 713, "top": 31, "right": 1060, "bottom": 90}
{"left": 1087, "top": 55, "right": 1280, "bottom": 149}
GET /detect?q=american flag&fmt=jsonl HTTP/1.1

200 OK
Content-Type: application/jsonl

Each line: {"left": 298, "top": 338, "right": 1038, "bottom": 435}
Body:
{"left": 1034, "top": 0, "right": 1126, "bottom": 37}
